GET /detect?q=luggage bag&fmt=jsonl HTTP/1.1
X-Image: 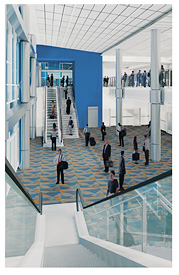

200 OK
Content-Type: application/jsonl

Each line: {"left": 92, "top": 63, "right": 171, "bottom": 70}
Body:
{"left": 90, "top": 137, "right": 96, "bottom": 146}
{"left": 132, "top": 152, "right": 140, "bottom": 161}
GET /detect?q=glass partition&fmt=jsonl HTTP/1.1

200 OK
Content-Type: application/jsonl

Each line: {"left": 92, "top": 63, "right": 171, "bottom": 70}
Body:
{"left": 5, "top": 172, "right": 39, "bottom": 257}
{"left": 80, "top": 175, "right": 172, "bottom": 261}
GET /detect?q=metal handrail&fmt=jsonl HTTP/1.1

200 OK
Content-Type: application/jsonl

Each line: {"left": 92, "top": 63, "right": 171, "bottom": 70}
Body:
{"left": 58, "top": 87, "right": 63, "bottom": 142}
{"left": 5, "top": 158, "right": 42, "bottom": 214}
{"left": 76, "top": 170, "right": 172, "bottom": 211}
{"left": 71, "top": 86, "right": 80, "bottom": 131}
{"left": 76, "top": 188, "right": 86, "bottom": 211}
{"left": 56, "top": 87, "right": 61, "bottom": 144}
{"left": 44, "top": 85, "right": 47, "bottom": 143}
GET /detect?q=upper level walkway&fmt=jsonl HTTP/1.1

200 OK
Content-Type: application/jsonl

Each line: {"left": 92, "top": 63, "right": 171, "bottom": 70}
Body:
{"left": 16, "top": 125, "right": 172, "bottom": 205}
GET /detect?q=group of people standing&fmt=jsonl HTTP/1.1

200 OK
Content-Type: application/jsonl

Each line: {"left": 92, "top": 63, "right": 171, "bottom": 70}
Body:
{"left": 47, "top": 74, "right": 54, "bottom": 87}
{"left": 103, "top": 76, "right": 109, "bottom": 87}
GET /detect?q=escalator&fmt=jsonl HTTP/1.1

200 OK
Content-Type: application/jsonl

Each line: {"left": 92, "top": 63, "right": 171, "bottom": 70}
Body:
{"left": 76, "top": 170, "right": 172, "bottom": 261}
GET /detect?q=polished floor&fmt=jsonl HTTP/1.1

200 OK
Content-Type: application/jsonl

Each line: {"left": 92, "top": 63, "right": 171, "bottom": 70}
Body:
{"left": 17, "top": 125, "right": 172, "bottom": 206}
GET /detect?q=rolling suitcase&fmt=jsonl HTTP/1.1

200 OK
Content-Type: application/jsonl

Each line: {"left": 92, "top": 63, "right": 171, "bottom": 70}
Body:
{"left": 90, "top": 137, "right": 96, "bottom": 146}
{"left": 132, "top": 152, "right": 140, "bottom": 161}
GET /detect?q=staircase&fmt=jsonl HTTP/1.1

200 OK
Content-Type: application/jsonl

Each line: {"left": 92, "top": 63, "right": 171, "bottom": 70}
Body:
{"left": 59, "top": 87, "right": 79, "bottom": 139}
{"left": 43, "top": 244, "right": 110, "bottom": 267}
{"left": 44, "top": 87, "right": 61, "bottom": 147}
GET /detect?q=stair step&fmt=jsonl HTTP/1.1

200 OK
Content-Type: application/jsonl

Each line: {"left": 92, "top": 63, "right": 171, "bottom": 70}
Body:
{"left": 43, "top": 244, "right": 109, "bottom": 267}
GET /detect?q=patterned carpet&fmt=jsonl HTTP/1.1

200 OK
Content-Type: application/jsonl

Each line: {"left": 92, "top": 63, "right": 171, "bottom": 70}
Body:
{"left": 17, "top": 125, "right": 172, "bottom": 206}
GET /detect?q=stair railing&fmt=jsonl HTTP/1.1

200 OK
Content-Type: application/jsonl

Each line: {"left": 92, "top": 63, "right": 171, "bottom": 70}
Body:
{"left": 44, "top": 85, "right": 47, "bottom": 143}
{"left": 71, "top": 86, "right": 80, "bottom": 131}
{"left": 56, "top": 87, "right": 62, "bottom": 143}
{"left": 58, "top": 87, "right": 63, "bottom": 142}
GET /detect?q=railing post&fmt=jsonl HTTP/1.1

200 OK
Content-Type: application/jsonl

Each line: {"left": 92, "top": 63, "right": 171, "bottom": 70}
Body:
{"left": 142, "top": 195, "right": 147, "bottom": 252}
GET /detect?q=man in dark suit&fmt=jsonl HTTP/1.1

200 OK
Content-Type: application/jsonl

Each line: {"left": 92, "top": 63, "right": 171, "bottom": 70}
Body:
{"left": 102, "top": 140, "right": 111, "bottom": 173}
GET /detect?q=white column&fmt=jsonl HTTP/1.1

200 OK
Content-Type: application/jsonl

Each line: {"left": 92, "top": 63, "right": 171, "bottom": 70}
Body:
{"left": 150, "top": 29, "right": 161, "bottom": 162}
{"left": 116, "top": 49, "right": 123, "bottom": 135}
{"left": 21, "top": 41, "right": 30, "bottom": 103}
{"left": 30, "top": 57, "right": 36, "bottom": 97}
{"left": 21, "top": 41, "right": 30, "bottom": 169}
{"left": 21, "top": 105, "right": 30, "bottom": 169}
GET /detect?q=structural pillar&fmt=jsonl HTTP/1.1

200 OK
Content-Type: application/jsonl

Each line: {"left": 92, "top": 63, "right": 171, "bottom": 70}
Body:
{"left": 30, "top": 56, "right": 36, "bottom": 139}
{"left": 20, "top": 41, "right": 30, "bottom": 169}
{"left": 116, "top": 49, "right": 123, "bottom": 135}
{"left": 150, "top": 29, "right": 161, "bottom": 162}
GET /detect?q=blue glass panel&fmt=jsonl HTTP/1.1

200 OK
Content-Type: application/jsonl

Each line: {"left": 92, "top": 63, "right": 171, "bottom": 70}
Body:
{"left": 10, "top": 102, "right": 14, "bottom": 109}
{"left": 41, "top": 63, "right": 45, "bottom": 70}
{"left": 41, "top": 72, "right": 45, "bottom": 77}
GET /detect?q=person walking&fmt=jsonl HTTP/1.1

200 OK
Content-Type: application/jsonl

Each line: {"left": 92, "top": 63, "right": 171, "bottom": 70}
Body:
{"left": 118, "top": 151, "right": 126, "bottom": 191}
{"left": 101, "top": 122, "right": 106, "bottom": 141}
{"left": 106, "top": 170, "right": 119, "bottom": 197}
{"left": 117, "top": 123, "right": 124, "bottom": 147}
{"left": 133, "top": 136, "right": 138, "bottom": 164}
{"left": 144, "top": 135, "right": 150, "bottom": 165}
{"left": 54, "top": 149, "right": 66, "bottom": 184}
{"left": 51, "top": 100, "right": 56, "bottom": 118}
{"left": 83, "top": 124, "right": 90, "bottom": 146}
{"left": 102, "top": 140, "right": 111, "bottom": 173}
{"left": 66, "top": 97, "right": 71, "bottom": 115}
{"left": 68, "top": 117, "right": 73, "bottom": 135}
{"left": 50, "top": 73, "right": 53, "bottom": 87}
{"left": 51, "top": 123, "right": 57, "bottom": 151}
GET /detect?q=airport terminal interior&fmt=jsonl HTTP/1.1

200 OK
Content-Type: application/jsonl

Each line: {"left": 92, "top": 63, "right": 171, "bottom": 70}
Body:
{"left": 5, "top": 3, "right": 173, "bottom": 268}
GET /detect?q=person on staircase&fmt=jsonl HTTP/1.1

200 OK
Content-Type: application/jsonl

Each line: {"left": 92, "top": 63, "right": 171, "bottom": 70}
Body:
{"left": 51, "top": 123, "right": 58, "bottom": 151}
{"left": 54, "top": 149, "right": 66, "bottom": 184}
{"left": 83, "top": 124, "right": 90, "bottom": 146}
{"left": 47, "top": 75, "right": 50, "bottom": 87}
{"left": 50, "top": 74, "right": 53, "bottom": 87}
{"left": 51, "top": 100, "right": 56, "bottom": 118}
{"left": 68, "top": 117, "right": 74, "bottom": 135}
{"left": 61, "top": 76, "right": 65, "bottom": 87}
{"left": 66, "top": 97, "right": 71, "bottom": 115}
{"left": 64, "top": 85, "right": 68, "bottom": 99}
{"left": 66, "top": 75, "right": 68, "bottom": 87}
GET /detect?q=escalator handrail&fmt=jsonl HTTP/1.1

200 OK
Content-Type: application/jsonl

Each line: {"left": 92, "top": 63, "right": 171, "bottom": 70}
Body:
{"left": 76, "top": 188, "right": 86, "bottom": 211}
{"left": 5, "top": 158, "right": 42, "bottom": 214}
{"left": 76, "top": 169, "right": 172, "bottom": 211}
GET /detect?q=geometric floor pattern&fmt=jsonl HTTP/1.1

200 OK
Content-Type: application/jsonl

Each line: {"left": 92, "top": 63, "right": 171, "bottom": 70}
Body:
{"left": 17, "top": 125, "right": 172, "bottom": 206}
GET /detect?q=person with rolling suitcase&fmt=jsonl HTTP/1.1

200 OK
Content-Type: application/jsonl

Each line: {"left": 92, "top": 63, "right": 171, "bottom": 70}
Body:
{"left": 132, "top": 136, "right": 139, "bottom": 164}
{"left": 118, "top": 151, "right": 126, "bottom": 191}
{"left": 83, "top": 124, "right": 90, "bottom": 146}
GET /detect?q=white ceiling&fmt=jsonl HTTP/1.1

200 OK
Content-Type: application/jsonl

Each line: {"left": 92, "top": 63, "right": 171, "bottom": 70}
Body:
{"left": 29, "top": 4, "right": 172, "bottom": 58}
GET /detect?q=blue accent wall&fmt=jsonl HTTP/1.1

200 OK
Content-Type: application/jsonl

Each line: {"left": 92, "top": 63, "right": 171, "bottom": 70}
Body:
{"left": 36, "top": 45, "right": 102, "bottom": 127}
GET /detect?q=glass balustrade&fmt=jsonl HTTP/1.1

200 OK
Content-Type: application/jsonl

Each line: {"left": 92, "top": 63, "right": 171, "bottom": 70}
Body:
{"left": 77, "top": 174, "right": 172, "bottom": 261}
{"left": 5, "top": 172, "right": 40, "bottom": 258}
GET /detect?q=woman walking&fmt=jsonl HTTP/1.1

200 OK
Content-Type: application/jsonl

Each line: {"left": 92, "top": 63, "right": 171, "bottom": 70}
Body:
{"left": 51, "top": 123, "right": 58, "bottom": 151}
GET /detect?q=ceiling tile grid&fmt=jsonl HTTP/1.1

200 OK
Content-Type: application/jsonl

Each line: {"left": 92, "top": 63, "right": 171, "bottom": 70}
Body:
{"left": 31, "top": 4, "right": 172, "bottom": 58}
